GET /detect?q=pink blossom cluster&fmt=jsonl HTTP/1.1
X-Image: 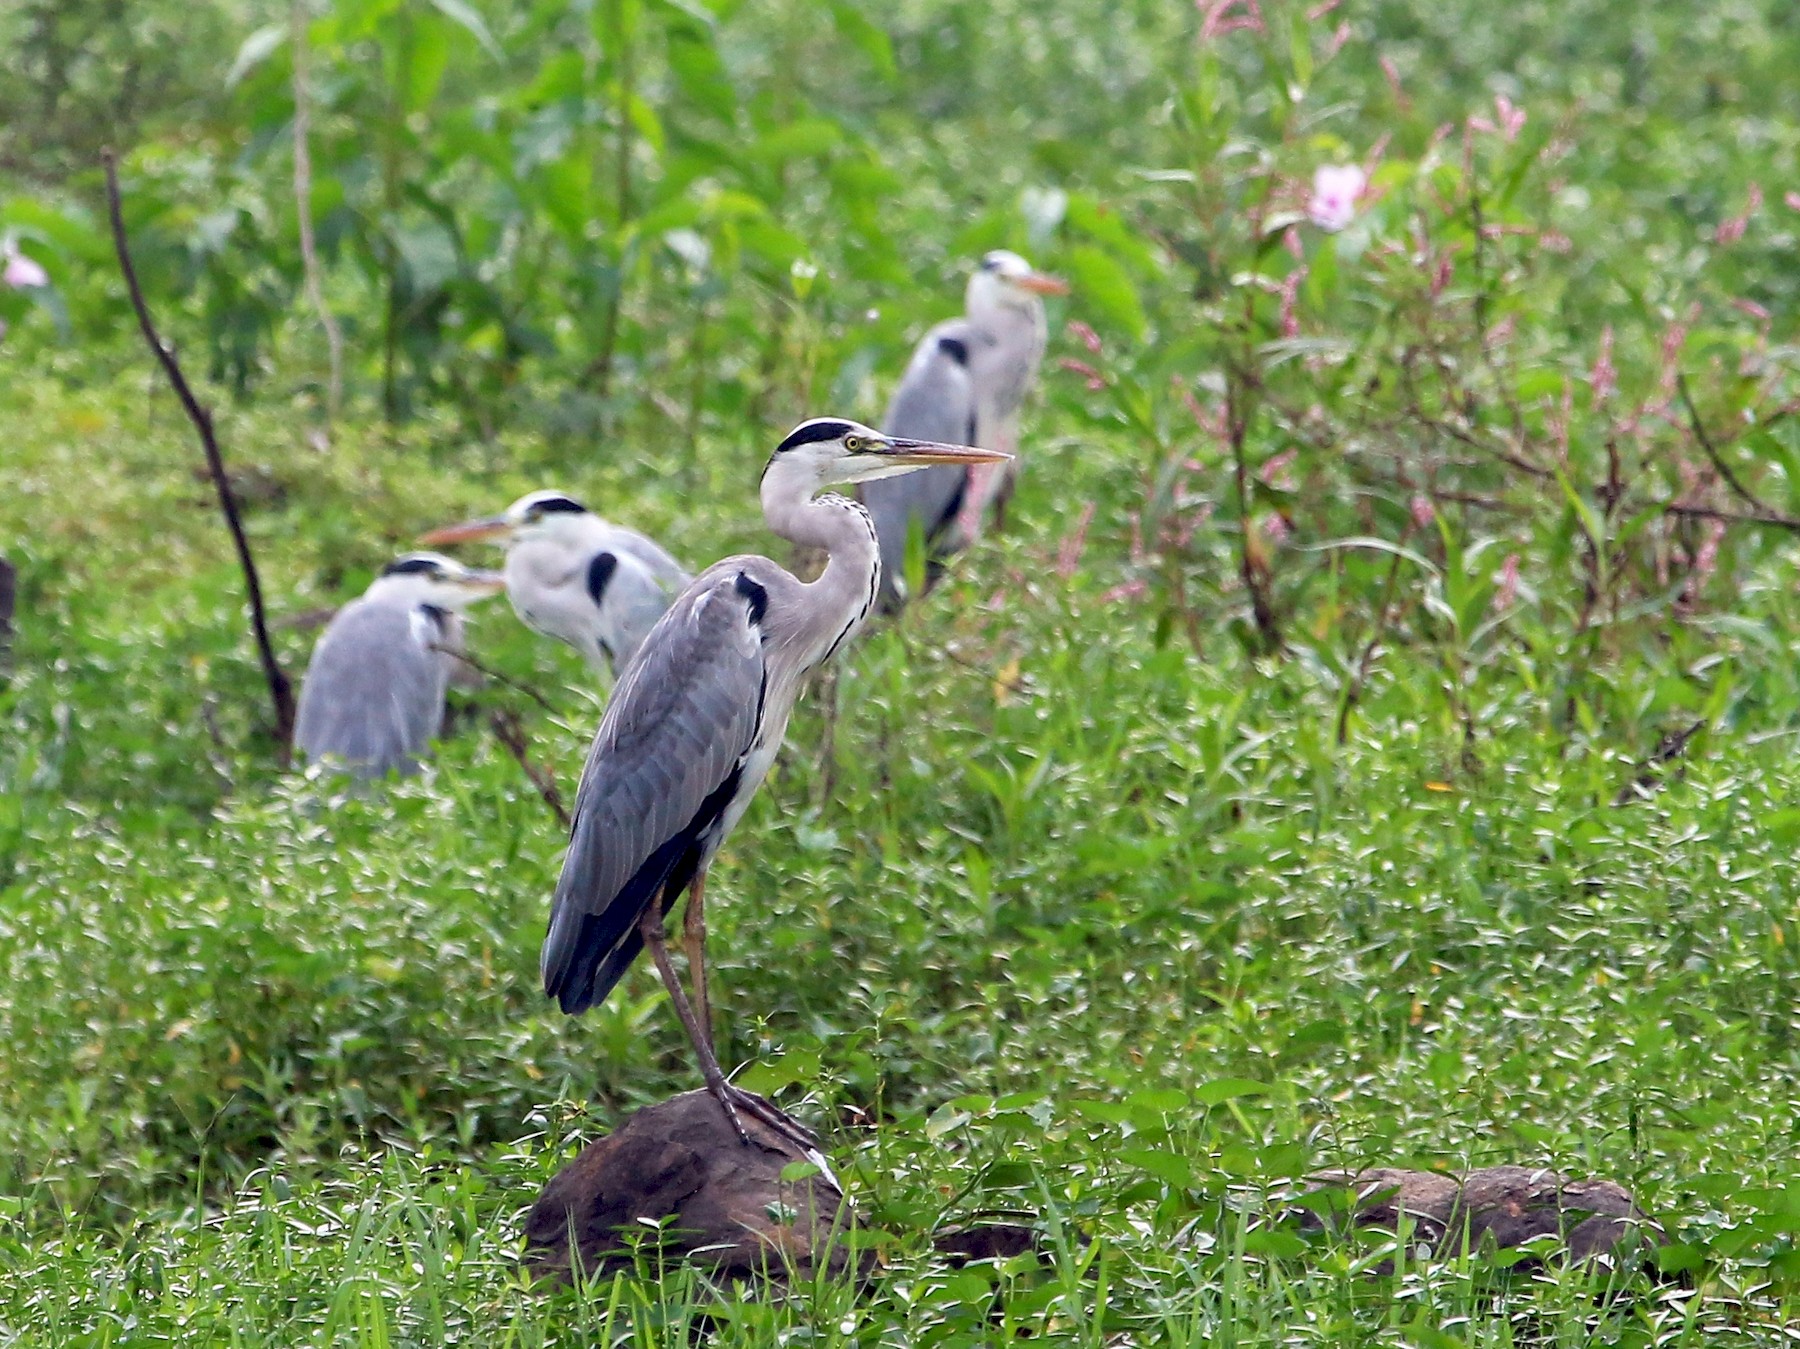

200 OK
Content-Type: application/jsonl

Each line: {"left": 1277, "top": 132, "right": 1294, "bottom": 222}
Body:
{"left": 3, "top": 246, "right": 47, "bottom": 290}
{"left": 1308, "top": 165, "right": 1366, "bottom": 232}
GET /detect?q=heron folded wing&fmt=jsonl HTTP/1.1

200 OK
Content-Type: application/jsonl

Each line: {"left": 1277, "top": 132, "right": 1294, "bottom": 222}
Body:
{"left": 863, "top": 319, "right": 979, "bottom": 605}
{"left": 294, "top": 597, "right": 447, "bottom": 778}
{"left": 542, "top": 569, "right": 767, "bottom": 1012}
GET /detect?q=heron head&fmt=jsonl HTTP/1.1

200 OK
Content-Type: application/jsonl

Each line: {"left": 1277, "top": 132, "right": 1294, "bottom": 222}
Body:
{"left": 372, "top": 552, "right": 506, "bottom": 608}
{"left": 767, "top": 417, "right": 1010, "bottom": 488}
{"left": 419, "top": 490, "right": 593, "bottom": 549}
{"left": 968, "top": 250, "right": 1068, "bottom": 314}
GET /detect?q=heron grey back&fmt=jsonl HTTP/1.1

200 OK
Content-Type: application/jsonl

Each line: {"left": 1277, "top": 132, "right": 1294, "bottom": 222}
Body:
{"left": 863, "top": 321, "right": 979, "bottom": 607}
{"left": 542, "top": 573, "right": 768, "bottom": 1011}
{"left": 293, "top": 594, "right": 452, "bottom": 778}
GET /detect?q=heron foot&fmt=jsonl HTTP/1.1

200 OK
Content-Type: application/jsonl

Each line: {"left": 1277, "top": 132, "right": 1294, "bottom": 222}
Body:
{"left": 701, "top": 1080, "right": 757, "bottom": 1147}
{"left": 718, "top": 1083, "right": 822, "bottom": 1155}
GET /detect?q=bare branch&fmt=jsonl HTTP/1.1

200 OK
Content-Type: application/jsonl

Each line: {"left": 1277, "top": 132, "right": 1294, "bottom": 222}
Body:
{"left": 1678, "top": 372, "right": 1768, "bottom": 517}
{"left": 431, "top": 645, "right": 564, "bottom": 716}
{"left": 489, "top": 709, "right": 572, "bottom": 830}
{"left": 104, "top": 150, "right": 296, "bottom": 757}
{"left": 1613, "top": 717, "right": 1707, "bottom": 806}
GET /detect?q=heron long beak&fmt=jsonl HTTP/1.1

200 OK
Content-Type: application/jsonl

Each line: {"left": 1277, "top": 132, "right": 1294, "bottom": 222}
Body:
{"left": 881, "top": 438, "right": 1013, "bottom": 466}
{"left": 418, "top": 515, "right": 513, "bottom": 546}
{"left": 456, "top": 570, "right": 508, "bottom": 598}
{"left": 1016, "top": 270, "right": 1070, "bottom": 296}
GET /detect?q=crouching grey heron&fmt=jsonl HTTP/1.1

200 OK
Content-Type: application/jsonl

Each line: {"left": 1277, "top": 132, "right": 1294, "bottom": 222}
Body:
{"left": 293, "top": 553, "right": 504, "bottom": 778}
{"left": 541, "top": 418, "right": 1008, "bottom": 1143}
{"left": 862, "top": 250, "right": 1066, "bottom": 609}
{"left": 420, "top": 490, "right": 689, "bottom": 676}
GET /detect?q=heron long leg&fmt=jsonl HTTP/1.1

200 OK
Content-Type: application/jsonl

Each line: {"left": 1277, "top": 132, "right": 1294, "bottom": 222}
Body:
{"left": 637, "top": 901, "right": 751, "bottom": 1146}
{"left": 639, "top": 902, "right": 819, "bottom": 1153}
{"left": 682, "top": 868, "right": 712, "bottom": 1053}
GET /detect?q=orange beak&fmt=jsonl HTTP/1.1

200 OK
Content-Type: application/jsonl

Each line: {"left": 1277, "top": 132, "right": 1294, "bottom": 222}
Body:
{"left": 1016, "top": 270, "right": 1070, "bottom": 296}
{"left": 418, "top": 515, "right": 513, "bottom": 546}
{"left": 882, "top": 439, "right": 1013, "bottom": 466}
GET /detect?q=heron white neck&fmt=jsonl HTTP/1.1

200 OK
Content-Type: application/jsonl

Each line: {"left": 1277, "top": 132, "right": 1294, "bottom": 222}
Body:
{"left": 759, "top": 461, "right": 880, "bottom": 659}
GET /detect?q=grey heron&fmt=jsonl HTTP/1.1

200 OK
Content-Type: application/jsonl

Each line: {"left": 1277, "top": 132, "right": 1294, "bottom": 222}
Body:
{"left": 862, "top": 250, "right": 1066, "bottom": 608}
{"left": 541, "top": 418, "right": 1007, "bottom": 1143}
{"left": 420, "top": 491, "right": 689, "bottom": 676}
{"left": 293, "top": 552, "right": 505, "bottom": 778}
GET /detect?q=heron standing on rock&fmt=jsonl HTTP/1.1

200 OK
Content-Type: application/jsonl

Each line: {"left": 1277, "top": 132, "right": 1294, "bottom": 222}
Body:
{"left": 541, "top": 418, "right": 1007, "bottom": 1143}
{"left": 862, "top": 250, "right": 1066, "bottom": 608}
{"left": 421, "top": 491, "right": 689, "bottom": 676}
{"left": 293, "top": 553, "right": 504, "bottom": 778}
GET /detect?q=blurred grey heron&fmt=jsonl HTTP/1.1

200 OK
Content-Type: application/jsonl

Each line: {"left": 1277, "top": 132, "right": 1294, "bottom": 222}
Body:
{"left": 293, "top": 552, "right": 504, "bottom": 778}
{"left": 541, "top": 417, "right": 1007, "bottom": 1143}
{"left": 420, "top": 491, "right": 689, "bottom": 676}
{"left": 862, "top": 250, "right": 1066, "bottom": 608}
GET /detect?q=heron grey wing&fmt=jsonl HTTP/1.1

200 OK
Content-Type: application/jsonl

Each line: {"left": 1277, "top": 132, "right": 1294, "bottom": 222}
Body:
{"left": 542, "top": 568, "right": 767, "bottom": 1012}
{"left": 294, "top": 599, "right": 446, "bottom": 777}
{"left": 598, "top": 523, "right": 691, "bottom": 593}
{"left": 864, "top": 322, "right": 979, "bottom": 605}
{"left": 597, "top": 552, "right": 680, "bottom": 674}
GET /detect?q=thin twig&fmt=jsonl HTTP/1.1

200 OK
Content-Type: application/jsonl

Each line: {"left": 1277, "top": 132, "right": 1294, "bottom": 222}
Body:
{"left": 291, "top": 0, "right": 344, "bottom": 427}
{"left": 1612, "top": 717, "right": 1707, "bottom": 807}
{"left": 431, "top": 645, "right": 563, "bottom": 716}
{"left": 1663, "top": 501, "right": 1800, "bottom": 532}
{"left": 1678, "top": 372, "right": 1767, "bottom": 517}
{"left": 1227, "top": 354, "right": 1281, "bottom": 654}
{"left": 489, "top": 708, "right": 572, "bottom": 829}
{"left": 104, "top": 150, "right": 296, "bottom": 757}
{"left": 1337, "top": 543, "right": 1409, "bottom": 746}
{"left": 0, "top": 555, "right": 14, "bottom": 676}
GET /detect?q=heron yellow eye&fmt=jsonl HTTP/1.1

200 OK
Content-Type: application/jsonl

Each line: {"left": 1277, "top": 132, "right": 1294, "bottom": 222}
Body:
{"left": 843, "top": 435, "right": 864, "bottom": 452}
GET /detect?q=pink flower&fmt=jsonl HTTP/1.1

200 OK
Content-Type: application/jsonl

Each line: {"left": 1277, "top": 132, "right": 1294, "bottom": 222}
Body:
{"left": 1380, "top": 55, "right": 1409, "bottom": 109}
{"left": 1308, "top": 164, "right": 1366, "bottom": 232}
{"left": 1494, "top": 95, "right": 1526, "bottom": 142}
{"left": 1198, "top": 0, "right": 1264, "bottom": 41}
{"left": 1785, "top": 191, "right": 1800, "bottom": 212}
{"left": 1715, "top": 183, "right": 1762, "bottom": 246}
{"left": 1409, "top": 494, "right": 1435, "bottom": 529}
{"left": 1058, "top": 357, "right": 1106, "bottom": 391}
{"left": 1056, "top": 502, "right": 1095, "bottom": 579}
{"left": 3, "top": 250, "right": 47, "bottom": 289}
{"left": 1066, "top": 319, "right": 1103, "bottom": 355}
{"left": 1589, "top": 325, "right": 1616, "bottom": 403}
{"left": 1493, "top": 553, "right": 1520, "bottom": 611}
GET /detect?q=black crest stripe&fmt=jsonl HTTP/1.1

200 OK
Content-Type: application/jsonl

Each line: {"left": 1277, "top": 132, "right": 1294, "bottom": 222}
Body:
{"left": 382, "top": 556, "right": 444, "bottom": 577}
{"left": 532, "top": 495, "right": 587, "bottom": 515}
{"left": 774, "top": 419, "right": 856, "bottom": 455}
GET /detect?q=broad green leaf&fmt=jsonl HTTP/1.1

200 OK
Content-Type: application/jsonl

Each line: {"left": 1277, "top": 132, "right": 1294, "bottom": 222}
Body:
{"left": 829, "top": 0, "right": 897, "bottom": 81}
{"left": 426, "top": 0, "right": 502, "bottom": 58}
{"left": 226, "top": 25, "right": 286, "bottom": 89}
{"left": 1066, "top": 245, "right": 1145, "bottom": 341}
{"left": 1193, "top": 1078, "right": 1270, "bottom": 1106}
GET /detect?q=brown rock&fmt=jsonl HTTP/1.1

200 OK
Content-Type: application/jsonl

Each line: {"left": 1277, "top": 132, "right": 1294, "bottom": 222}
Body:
{"left": 523, "top": 1090, "right": 856, "bottom": 1285}
{"left": 1300, "top": 1165, "right": 1664, "bottom": 1270}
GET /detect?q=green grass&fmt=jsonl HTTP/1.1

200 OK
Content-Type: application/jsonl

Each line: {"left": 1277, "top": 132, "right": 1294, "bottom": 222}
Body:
{"left": 8, "top": 362, "right": 1800, "bottom": 1342}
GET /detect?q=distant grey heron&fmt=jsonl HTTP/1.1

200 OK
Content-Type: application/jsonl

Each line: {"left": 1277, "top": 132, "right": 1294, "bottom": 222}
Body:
{"left": 420, "top": 491, "right": 689, "bottom": 676}
{"left": 541, "top": 418, "right": 1007, "bottom": 1142}
{"left": 862, "top": 250, "right": 1066, "bottom": 608}
{"left": 293, "top": 553, "right": 504, "bottom": 778}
